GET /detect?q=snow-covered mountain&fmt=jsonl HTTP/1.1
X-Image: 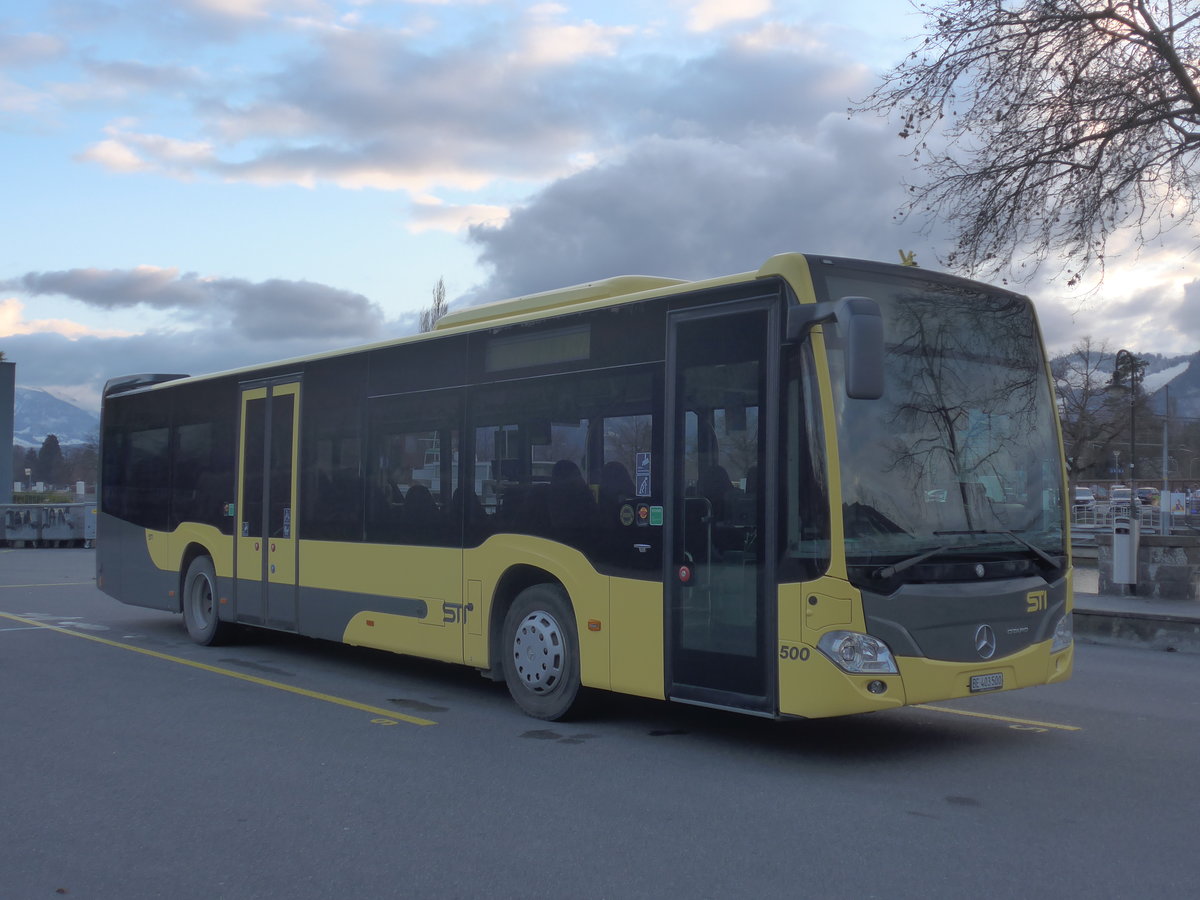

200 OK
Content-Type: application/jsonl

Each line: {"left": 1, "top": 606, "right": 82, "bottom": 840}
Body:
{"left": 1140, "top": 352, "right": 1200, "bottom": 417}
{"left": 12, "top": 387, "right": 100, "bottom": 448}
{"left": 1052, "top": 348, "right": 1200, "bottom": 418}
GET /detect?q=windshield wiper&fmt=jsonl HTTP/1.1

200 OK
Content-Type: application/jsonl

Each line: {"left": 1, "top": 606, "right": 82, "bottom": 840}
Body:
{"left": 934, "top": 529, "right": 1063, "bottom": 570}
{"left": 871, "top": 531, "right": 1065, "bottom": 581}
{"left": 873, "top": 545, "right": 954, "bottom": 579}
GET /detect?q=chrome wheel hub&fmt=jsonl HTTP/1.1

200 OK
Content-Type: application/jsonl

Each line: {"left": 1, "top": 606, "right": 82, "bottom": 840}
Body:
{"left": 191, "top": 576, "right": 214, "bottom": 625}
{"left": 512, "top": 610, "right": 564, "bottom": 695}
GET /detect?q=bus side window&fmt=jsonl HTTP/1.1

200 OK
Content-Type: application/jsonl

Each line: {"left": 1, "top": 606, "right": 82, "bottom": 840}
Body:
{"left": 366, "top": 427, "right": 458, "bottom": 545}
{"left": 365, "top": 390, "right": 461, "bottom": 546}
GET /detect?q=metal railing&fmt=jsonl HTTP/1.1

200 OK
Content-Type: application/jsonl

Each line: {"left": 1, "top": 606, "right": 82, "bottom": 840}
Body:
{"left": 1071, "top": 503, "right": 1174, "bottom": 536}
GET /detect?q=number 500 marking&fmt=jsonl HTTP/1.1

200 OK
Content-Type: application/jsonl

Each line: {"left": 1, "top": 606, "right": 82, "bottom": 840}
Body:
{"left": 779, "top": 644, "right": 810, "bottom": 661}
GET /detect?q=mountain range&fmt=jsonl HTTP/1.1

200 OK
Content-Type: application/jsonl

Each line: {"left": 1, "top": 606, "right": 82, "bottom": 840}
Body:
{"left": 1130, "top": 351, "right": 1200, "bottom": 418}
{"left": 11, "top": 387, "right": 100, "bottom": 449}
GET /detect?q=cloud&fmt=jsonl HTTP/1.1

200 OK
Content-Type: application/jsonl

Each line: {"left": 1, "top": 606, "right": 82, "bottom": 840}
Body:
{"left": 77, "top": 125, "right": 216, "bottom": 176}
{"left": 0, "top": 327, "right": 356, "bottom": 414}
{"left": 0, "top": 298, "right": 134, "bottom": 339}
{"left": 0, "top": 267, "right": 425, "bottom": 413}
{"left": 518, "top": 5, "right": 637, "bottom": 66}
{"left": 225, "top": 277, "right": 384, "bottom": 339}
{"left": 186, "top": 0, "right": 273, "bottom": 19}
{"left": 464, "top": 118, "right": 923, "bottom": 303}
{"left": 81, "top": 21, "right": 603, "bottom": 191}
{"left": 73, "top": 6, "right": 850, "bottom": 201}
{"left": 5, "top": 266, "right": 209, "bottom": 310}
{"left": 3, "top": 266, "right": 386, "bottom": 341}
{"left": 408, "top": 199, "right": 511, "bottom": 233}
{"left": 0, "top": 32, "right": 67, "bottom": 67}
{"left": 684, "top": 0, "right": 773, "bottom": 33}
{"left": 0, "top": 75, "right": 49, "bottom": 115}
{"left": 51, "top": 58, "right": 202, "bottom": 104}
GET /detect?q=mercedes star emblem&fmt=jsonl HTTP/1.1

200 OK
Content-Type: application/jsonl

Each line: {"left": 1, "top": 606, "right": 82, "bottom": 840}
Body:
{"left": 974, "top": 624, "right": 997, "bottom": 659}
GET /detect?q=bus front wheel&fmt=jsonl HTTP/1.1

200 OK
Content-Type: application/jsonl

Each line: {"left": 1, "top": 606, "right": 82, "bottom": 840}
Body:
{"left": 182, "top": 556, "right": 232, "bottom": 646}
{"left": 501, "top": 584, "right": 581, "bottom": 720}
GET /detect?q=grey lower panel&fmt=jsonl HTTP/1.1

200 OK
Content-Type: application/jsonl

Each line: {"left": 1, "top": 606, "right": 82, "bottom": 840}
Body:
{"left": 94, "top": 518, "right": 427, "bottom": 640}
{"left": 95, "top": 513, "right": 180, "bottom": 613}
{"left": 862, "top": 575, "right": 1068, "bottom": 662}
{"left": 240, "top": 584, "right": 428, "bottom": 641}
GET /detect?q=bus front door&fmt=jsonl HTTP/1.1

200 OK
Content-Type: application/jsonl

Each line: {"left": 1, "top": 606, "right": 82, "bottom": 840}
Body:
{"left": 236, "top": 380, "right": 301, "bottom": 631}
{"left": 666, "top": 301, "right": 777, "bottom": 713}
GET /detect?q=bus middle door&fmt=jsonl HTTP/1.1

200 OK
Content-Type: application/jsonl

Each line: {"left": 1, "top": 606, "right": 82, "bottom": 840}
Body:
{"left": 236, "top": 380, "right": 301, "bottom": 631}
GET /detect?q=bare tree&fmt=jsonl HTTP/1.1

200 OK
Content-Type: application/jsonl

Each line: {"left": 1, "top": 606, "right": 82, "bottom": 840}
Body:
{"left": 1052, "top": 336, "right": 1150, "bottom": 479}
{"left": 857, "top": 1, "right": 1200, "bottom": 286}
{"left": 419, "top": 277, "right": 448, "bottom": 333}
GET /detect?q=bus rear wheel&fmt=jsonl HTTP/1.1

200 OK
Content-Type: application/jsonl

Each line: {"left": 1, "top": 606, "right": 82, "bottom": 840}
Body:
{"left": 501, "top": 584, "right": 581, "bottom": 721}
{"left": 182, "top": 556, "right": 232, "bottom": 646}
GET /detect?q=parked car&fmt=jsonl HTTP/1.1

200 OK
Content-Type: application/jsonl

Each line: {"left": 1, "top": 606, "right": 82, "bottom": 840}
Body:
{"left": 1136, "top": 487, "right": 1159, "bottom": 506}
{"left": 1106, "top": 486, "right": 1140, "bottom": 524}
{"left": 1073, "top": 486, "right": 1096, "bottom": 510}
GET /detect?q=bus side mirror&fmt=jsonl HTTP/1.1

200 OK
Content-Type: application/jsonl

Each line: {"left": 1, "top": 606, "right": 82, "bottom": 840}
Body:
{"left": 836, "top": 297, "right": 883, "bottom": 400}
{"left": 786, "top": 296, "right": 884, "bottom": 400}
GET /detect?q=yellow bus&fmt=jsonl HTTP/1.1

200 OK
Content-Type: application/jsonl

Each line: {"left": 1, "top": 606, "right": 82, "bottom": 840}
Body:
{"left": 97, "top": 253, "right": 1074, "bottom": 720}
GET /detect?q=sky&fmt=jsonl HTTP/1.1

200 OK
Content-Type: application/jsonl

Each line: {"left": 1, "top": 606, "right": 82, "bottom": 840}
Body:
{"left": 2, "top": 0, "right": 1199, "bottom": 413}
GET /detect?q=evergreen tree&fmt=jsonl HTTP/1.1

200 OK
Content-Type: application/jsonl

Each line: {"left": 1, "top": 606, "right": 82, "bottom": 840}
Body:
{"left": 35, "top": 434, "right": 65, "bottom": 486}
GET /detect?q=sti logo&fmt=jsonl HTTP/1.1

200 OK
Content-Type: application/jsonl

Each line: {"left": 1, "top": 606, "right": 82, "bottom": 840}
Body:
{"left": 1026, "top": 590, "right": 1048, "bottom": 614}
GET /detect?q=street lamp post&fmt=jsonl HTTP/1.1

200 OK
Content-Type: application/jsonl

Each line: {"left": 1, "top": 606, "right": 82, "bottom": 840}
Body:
{"left": 1114, "top": 349, "right": 1140, "bottom": 497}
{"left": 1114, "top": 349, "right": 1141, "bottom": 594}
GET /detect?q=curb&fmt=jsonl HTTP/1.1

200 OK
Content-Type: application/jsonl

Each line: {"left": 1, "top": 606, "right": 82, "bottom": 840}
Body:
{"left": 1073, "top": 608, "right": 1200, "bottom": 655}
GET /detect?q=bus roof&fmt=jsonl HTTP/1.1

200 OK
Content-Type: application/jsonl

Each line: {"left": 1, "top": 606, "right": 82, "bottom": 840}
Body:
{"left": 433, "top": 275, "right": 686, "bottom": 331}
{"left": 101, "top": 252, "right": 828, "bottom": 396}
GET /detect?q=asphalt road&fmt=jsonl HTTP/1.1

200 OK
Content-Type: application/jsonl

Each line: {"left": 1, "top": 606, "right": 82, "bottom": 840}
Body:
{"left": 2, "top": 548, "right": 1197, "bottom": 899}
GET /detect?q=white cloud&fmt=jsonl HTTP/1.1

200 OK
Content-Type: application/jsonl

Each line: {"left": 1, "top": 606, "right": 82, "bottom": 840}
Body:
{"left": 685, "top": 0, "right": 772, "bottom": 33}
{"left": 734, "top": 21, "right": 839, "bottom": 54}
{"left": 190, "top": 0, "right": 269, "bottom": 16}
{"left": 518, "top": 6, "right": 637, "bottom": 66}
{"left": 77, "top": 126, "right": 217, "bottom": 178}
{"left": 0, "top": 298, "right": 134, "bottom": 340}
{"left": 408, "top": 200, "right": 511, "bottom": 233}
{"left": 77, "top": 138, "right": 149, "bottom": 172}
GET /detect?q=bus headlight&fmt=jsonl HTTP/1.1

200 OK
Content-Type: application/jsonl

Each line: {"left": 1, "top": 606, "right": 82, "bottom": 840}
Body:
{"left": 817, "top": 631, "right": 898, "bottom": 675}
{"left": 1051, "top": 613, "right": 1073, "bottom": 653}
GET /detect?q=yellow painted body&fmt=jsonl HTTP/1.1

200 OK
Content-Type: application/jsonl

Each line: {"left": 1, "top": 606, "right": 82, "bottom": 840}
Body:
{"left": 314, "top": 542, "right": 465, "bottom": 663}
{"left": 326, "top": 533, "right": 667, "bottom": 699}
{"left": 776, "top": 569, "right": 1074, "bottom": 718}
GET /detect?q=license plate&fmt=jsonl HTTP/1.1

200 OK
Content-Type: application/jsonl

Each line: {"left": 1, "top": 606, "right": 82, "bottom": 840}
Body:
{"left": 970, "top": 672, "right": 1004, "bottom": 693}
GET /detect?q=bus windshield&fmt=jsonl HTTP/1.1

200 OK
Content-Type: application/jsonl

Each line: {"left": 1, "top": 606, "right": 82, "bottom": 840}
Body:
{"left": 816, "top": 262, "right": 1066, "bottom": 577}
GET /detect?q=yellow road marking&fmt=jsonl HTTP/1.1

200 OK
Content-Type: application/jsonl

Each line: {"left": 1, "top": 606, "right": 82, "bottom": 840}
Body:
{"left": 0, "top": 610, "right": 436, "bottom": 727}
{"left": 915, "top": 703, "right": 1080, "bottom": 731}
{"left": 0, "top": 582, "right": 96, "bottom": 589}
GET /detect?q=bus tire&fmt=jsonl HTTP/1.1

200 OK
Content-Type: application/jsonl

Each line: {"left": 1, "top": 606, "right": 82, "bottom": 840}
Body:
{"left": 182, "top": 556, "right": 231, "bottom": 646}
{"left": 501, "top": 583, "right": 581, "bottom": 721}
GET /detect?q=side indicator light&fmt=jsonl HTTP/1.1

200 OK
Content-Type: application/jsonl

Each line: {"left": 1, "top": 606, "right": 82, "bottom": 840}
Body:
{"left": 366, "top": 619, "right": 375, "bottom": 627}
{"left": 587, "top": 620, "right": 602, "bottom": 632}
